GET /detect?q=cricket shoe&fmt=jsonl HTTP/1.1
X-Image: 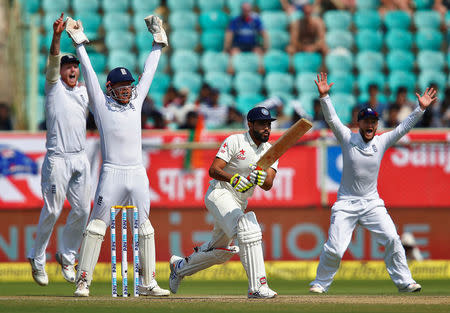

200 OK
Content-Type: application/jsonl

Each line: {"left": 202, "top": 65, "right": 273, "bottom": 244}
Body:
{"left": 309, "top": 284, "right": 326, "bottom": 294}
{"left": 139, "top": 280, "right": 170, "bottom": 296}
{"left": 144, "top": 15, "right": 168, "bottom": 47}
{"left": 74, "top": 279, "right": 89, "bottom": 297}
{"left": 399, "top": 283, "right": 422, "bottom": 293}
{"left": 55, "top": 252, "right": 76, "bottom": 283}
{"left": 28, "top": 258, "right": 48, "bottom": 286}
{"left": 248, "top": 285, "right": 277, "bottom": 299}
{"left": 169, "top": 255, "right": 184, "bottom": 294}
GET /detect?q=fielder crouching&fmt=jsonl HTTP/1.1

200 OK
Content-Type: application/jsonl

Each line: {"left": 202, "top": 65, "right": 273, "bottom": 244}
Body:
{"left": 65, "top": 15, "right": 170, "bottom": 297}
{"left": 169, "top": 107, "right": 279, "bottom": 299}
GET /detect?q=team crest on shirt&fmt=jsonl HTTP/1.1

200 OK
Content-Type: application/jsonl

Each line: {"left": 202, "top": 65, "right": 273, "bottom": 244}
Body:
{"left": 372, "top": 144, "right": 378, "bottom": 153}
{"left": 237, "top": 149, "right": 246, "bottom": 160}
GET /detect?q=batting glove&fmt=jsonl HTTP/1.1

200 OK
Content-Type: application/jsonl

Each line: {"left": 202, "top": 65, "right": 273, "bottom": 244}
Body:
{"left": 65, "top": 17, "right": 89, "bottom": 45}
{"left": 230, "top": 174, "right": 253, "bottom": 193}
{"left": 249, "top": 164, "right": 267, "bottom": 186}
{"left": 144, "top": 15, "right": 168, "bottom": 47}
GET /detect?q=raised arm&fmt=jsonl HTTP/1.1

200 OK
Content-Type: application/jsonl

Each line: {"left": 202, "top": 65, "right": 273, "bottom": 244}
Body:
{"left": 46, "top": 13, "right": 66, "bottom": 84}
{"left": 315, "top": 72, "right": 352, "bottom": 143}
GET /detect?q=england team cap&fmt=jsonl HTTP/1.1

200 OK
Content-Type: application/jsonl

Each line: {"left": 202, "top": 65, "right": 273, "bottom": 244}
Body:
{"left": 60, "top": 54, "right": 80, "bottom": 65}
{"left": 106, "top": 67, "right": 135, "bottom": 84}
{"left": 247, "top": 106, "right": 277, "bottom": 122}
{"left": 357, "top": 107, "right": 379, "bottom": 121}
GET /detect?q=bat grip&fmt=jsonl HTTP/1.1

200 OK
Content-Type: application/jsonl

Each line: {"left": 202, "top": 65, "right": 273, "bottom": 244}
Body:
{"left": 246, "top": 166, "right": 263, "bottom": 181}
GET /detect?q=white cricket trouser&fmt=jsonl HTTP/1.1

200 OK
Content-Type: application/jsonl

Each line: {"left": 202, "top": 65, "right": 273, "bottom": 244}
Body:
{"left": 28, "top": 152, "right": 91, "bottom": 269}
{"left": 90, "top": 164, "right": 150, "bottom": 226}
{"left": 312, "top": 198, "right": 415, "bottom": 290}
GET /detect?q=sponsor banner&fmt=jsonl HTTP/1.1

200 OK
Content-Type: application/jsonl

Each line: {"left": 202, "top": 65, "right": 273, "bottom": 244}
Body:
{"left": 1, "top": 206, "right": 449, "bottom": 262}
{"left": 1, "top": 260, "right": 449, "bottom": 282}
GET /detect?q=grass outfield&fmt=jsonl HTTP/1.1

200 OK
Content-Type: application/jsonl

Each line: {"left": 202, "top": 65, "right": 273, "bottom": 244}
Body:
{"left": 0, "top": 280, "right": 449, "bottom": 313}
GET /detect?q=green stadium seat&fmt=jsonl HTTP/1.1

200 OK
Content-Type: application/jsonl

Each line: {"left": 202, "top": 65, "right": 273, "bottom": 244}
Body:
{"left": 385, "top": 30, "right": 413, "bottom": 51}
{"left": 105, "top": 31, "right": 134, "bottom": 51}
{"left": 43, "top": 13, "right": 62, "bottom": 34}
{"left": 198, "top": 0, "right": 225, "bottom": 11}
{"left": 19, "top": 0, "right": 39, "bottom": 13}
{"left": 227, "top": 0, "right": 255, "bottom": 16}
{"left": 167, "top": 0, "right": 195, "bottom": 11}
{"left": 102, "top": 0, "right": 129, "bottom": 12}
{"left": 199, "top": 11, "right": 229, "bottom": 30}
{"left": 417, "top": 50, "right": 445, "bottom": 71}
{"left": 353, "top": 10, "right": 381, "bottom": 30}
{"left": 263, "top": 50, "right": 289, "bottom": 73}
{"left": 149, "top": 73, "right": 171, "bottom": 94}
{"left": 171, "top": 50, "right": 199, "bottom": 72}
{"left": 169, "top": 11, "right": 197, "bottom": 30}
{"left": 414, "top": 10, "right": 442, "bottom": 30}
{"left": 295, "top": 72, "right": 318, "bottom": 94}
{"left": 236, "top": 94, "right": 264, "bottom": 114}
{"left": 107, "top": 51, "right": 137, "bottom": 72}
{"left": 234, "top": 72, "right": 263, "bottom": 94}
{"left": 333, "top": 93, "right": 355, "bottom": 124}
{"left": 204, "top": 72, "right": 232, "bottom": 93}
{"left": 357, "top": 72, "right": 385, "bottom": 92}
{"left": 298, "top": 93, "right": 317, "bottom": 117}
{"left": 414, "top": 0, "right": 433, "bottom": 10}
{"left": 39, "top": 53, "right": 47, "bottom": 72}
{"left": 326, "top": 30, "right": 353, "bottom": 50}
{"left": 261, "top": 11, "right": 289, "bottom": 31}
{"left": 131, "top": 0, "right": 160, "bottom": 11}
{"left": 256, "top": 0, "right": 281, "bottom": 10}
{"left": 389, "top": 71, "right": 417, "bottom": 93}
{"left": 173, "top": 71, "right": 202, "bottom": 93}
{"left": 218, "top": 93, "right": 235, "bottom": 106}
{"left": 89, "top": 53, "right": 107, "bottom": 73}
{"left": 293, "top": 52, "right": 322, "bottom": 73}
{"left": 74, "top": 13, "right": 101, "bottom": 39}
{"left": 232, "top": 52, "right": 260, "bottom": 73}
{"left": 149, "top": 92, "right": 164, "bottom": 108}
{"left": 201, "top": 51, "right": 229, "bottom": 72}
{"left": 323, "top": 10, "right": 352, "bottom": 30}
{"left": 133, "top": 12, "right": 151, "bottom": 32}
{"left": 42, "top": 33, "right": 75, "bottom": 53}
{"left": 96, "top": 73, "right": 107, "bottom": 91}
{"left": 328, "top": 73, "right": 354, "bottom": 94}
{"left": 42, "top": 0, "right": 69, "bottom": 13}
{"left": 39, "top": 73, "right": 46, "bottom": 95}
{"left": 356, "top": 51, "right": 383, "bottom": 73}
{"left": 73, "top": 0, "right": 99, "bottom": 13}
{"left": 268, "top": 92, "right": 293, "bottom": 108}
{"left": 171, "top": 31, "right": 199, "bottom": 50}
{"left": 384, "top": 11, "right": 411, "bottom": 30}
{"left": 267, "top": 30, "right": 290, "bottom": 50}
{"left": 356, "top": 0, "right": 379, "bottom": 10}
{"left": 415, "top": 29, "right": 443, "bottom": 51}
{"left": 265, "top": 73, "right": 294, "bottom": 94}
{"left": 446, "top": 11, "right": 450, "bottom": 28}
{"left": 386, "top": 50, "right": 414, "bottom": 72}
{"left": 325, "top": 50, "right": 353, "bottom": 73}
{"left": 137, "top": 52, "right": 167, "bottom": 72}
{"left": 418, "top": 71, "right": 446, "bottom": 91}
{"left": 103, "top": 13, "right": 131, "bottom": 31}
{"left": 356, "top": 30, "right": 383, "bottom": 51}
{"left": 135, "top": 31, "right": 154, "bottom": 51}
{"left": 201, "top": 30, "right": 225, "bottom": 51}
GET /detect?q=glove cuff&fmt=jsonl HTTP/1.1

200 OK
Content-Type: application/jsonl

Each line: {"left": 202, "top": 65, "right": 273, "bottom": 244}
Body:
{"left": 230, "top": 173, "right": 240, "bottom": 187}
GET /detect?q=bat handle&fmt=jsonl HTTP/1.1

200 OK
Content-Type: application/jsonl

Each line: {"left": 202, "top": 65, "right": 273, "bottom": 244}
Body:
{"left": 246, "top": 166, "right": 263, "bottom": 181}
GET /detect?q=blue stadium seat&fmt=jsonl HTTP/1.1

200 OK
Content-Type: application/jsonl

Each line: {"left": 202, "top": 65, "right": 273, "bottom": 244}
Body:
{"left": 133, "top": 12, "right": 153, "bottom": 32}
{"left": 43, "top": 13, "right": 62, "bottom": 34}
{"left": 261, "top": 11, "right": 289, "bottom": 31}
{"left": 384, "top": 11, "right": 411, "bottom": 30}
{"left": 38, "top": 73, "right": 46, "bottom": 96}
{"left": 267, "top": 30, "right": 290, "bottom": 50}
{"left": 105, "top": 31, "right": 134, "bottom": 51}
{"left": 415, "top": 29, "right": 443, "bottom": 51}
{"left": 418, "top": 71, "right": 446, "bottom": 91}
{"left": 263, "top": 50, "right": 289, "bottom": 73}
{"left": 299, "top": 92, "right": 317, "bottom": 116}
{"left": 356, "top": 30, "right": 383, "bottom": 51}
{"left": 171, "top": 50, "right": 199, "bottom": 72}
{"left": 218, "top": 93, "right": 235, "bottom": 106}
{"left": 103, "top": 13, "right": 131, "bottom": 31}
{"left": 293, "top": 52, "right": 322, "bottom": 73}
{"left": 169, "top": 11, "right": 197, "bottom": 30}
{"left": 325, "top": 50, "right": 353, "bottom": 73}
{"left": 39, "top": 53, "right": 47, "bottom": 72}
{"left": 42, "top": 0, "right": 69, "bottom": 13}
{"left": 386, "top": 50, "right": 414, "bottom": 72}
{"left": 149, "top": 73, "right": 171, "bottom": 94}
{"left": 326, "top": 30, "right": 353, "bottom": 50}
{"left": 356, "top": 51, "right": 384, "bottom": 73}
{"left": 446, "top": 11, "right": 450, "bottom": 28}
{"left": 167, "top": 0, "right": 195, "bottom": 11}
{"left": 234, "top": 72, "right": 263, "bottom": 94}
{"left": 42, "top": 33, "right": 74, "bottom": 53}
{"left": 96, "top": 73, "right": 107, "bottom": 91}
{"left": 414, "top": 0, "right": 434, "bottom": 10}
{"left": 138, "top": 52, "right": 168, "bottom": 72}
{"left": 171, "top": 30, "right": 199, "bottom": 50}
{"left": 173, "top": 71, "right": 202, "bottom": 93}
{"left": 74, "top": 12, "right": 102, "bottom": 39}
{"left": 323, "top": 10, "right": 352, "bottom": 30}
{"left": 357, "top": 72, "right": 385, "bottom": 92}
{"left": 102, "top": 0, "right": 129, "bottom": 12}
{"left": 107, "top": 51, "right": 137, "bottom": 72}
{"left": 414, "top": 10, "right": 442, "bottom": 30}
{"left": 256, "top": 0, "right": 281, "bottom": 11}
{"left": 135, "top": 31, "right": 154, "bottom": 51}
{"left": 201, "top": 30, "right": 225, "bottom": 51}
{"left": 201, "top": 51, "right": 229, "bottom": 72}
{"left": 353, "top": 10, "right": 381, "bottom": 30}
{"left": 264, "top": 73, "right": 294, "bottom": 94}
{"left": 19, "top": 0, "right": 39, "bottom": 13}
{"left": 199, "top": 11, "right": 229, "bottom": 30}
{"left": 356, "top": 0, "right": 379, "bottom": 10}
{"left": 198, "top": 0, "right": 225, "bottom": 11}
{"left": 89, "top": 52, "right": 107, "bottom": 73}
{"left": 295, "top": 72, "right": 318, "bottom": 94}
{"left": 388, "top": 71, "right": 416, "bottom": 93}
{"left": 417, "top": 50, "right": 445, "bottom": 71}
{"left": 73, "top": 0, "right": 99, "bottom": 13}
{"left": 385, "top": 30, "right": 413, "bottom": 51}
{"left": 328, "top": 73, "right": 354, "bottom": 94}
{"left": 333, "top": 93, "right": 355, "bottom": 124}
{"left": 236, "top": 93, "right": 264, "bottom": 114}
{"left": 232, "top": 52, "right": 260, "bottom": 73}
{"left": 131, "top": 0, "right": 160, "bottom": 11}
{"left": 204, "top": 72, "right": 232, "bottom": 93}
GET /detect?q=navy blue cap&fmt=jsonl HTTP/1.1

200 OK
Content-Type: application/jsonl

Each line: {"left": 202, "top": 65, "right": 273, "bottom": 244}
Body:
{"left": 357, "top": 107, "right": 379, "bottom": 121}
{"left": 247, "top": 106, "right": 277, "bottom": 122}
{"left": 107, "top": 67, "right": 135, "bottom": 85}
{"left": 60, "top": 54, "right": 79, "bottom": 65}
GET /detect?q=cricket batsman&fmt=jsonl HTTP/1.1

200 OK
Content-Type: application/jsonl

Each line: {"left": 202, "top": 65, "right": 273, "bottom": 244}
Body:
{"left": 309, "top": 72, "right": 435, "bottom": 294}
{"left": 65, "top": 15, "right": 169, "bottom": 297}
{"left": 169, "top": 107, "right": 279, "bottom": 298}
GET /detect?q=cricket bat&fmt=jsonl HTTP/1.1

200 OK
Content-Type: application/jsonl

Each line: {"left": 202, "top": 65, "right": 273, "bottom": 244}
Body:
{"left": 256, "top": 118, "right": 313, "bottom": 170}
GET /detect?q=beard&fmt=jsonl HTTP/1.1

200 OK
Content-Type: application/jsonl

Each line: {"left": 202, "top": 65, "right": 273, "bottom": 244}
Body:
{"left": 252, "top": 129, "right": 269, "bottom": 143}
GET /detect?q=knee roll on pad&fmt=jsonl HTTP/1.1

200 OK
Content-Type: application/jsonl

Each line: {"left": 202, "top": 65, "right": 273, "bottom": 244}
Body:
{"left": 86, "top": 219, "right": 107, "bottom": 236}
{"left": 237, "top": 211, "right": 262, "bottom": 245}
{"left": 139, "top": 219, "right": 154, "bottom": 237}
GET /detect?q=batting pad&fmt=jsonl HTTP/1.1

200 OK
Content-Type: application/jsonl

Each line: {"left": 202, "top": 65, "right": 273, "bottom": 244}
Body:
{"left": 75, "top": 219, "right": 106, "bottom": 285}
{"left": 236, "top": 211, "right": 267, "bottom": 293}
{"left": 139, "top": 219, "right": 156, "bottom": 287}
{"left": 177, "top": 245, "right": 239, "bottom": 277}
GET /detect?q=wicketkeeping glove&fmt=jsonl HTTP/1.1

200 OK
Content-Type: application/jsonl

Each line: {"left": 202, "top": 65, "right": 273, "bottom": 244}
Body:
{"left": 144, "top": 15, "right": 168, "bottom": 47}
{"left": 248, "top": 164, "right": 267, "bottom": 186}
{"left": 65, "top": 17, "right": 89, "bottom": 45}
{"left": 230, "top": 174, "right": 253, "bottom": 193}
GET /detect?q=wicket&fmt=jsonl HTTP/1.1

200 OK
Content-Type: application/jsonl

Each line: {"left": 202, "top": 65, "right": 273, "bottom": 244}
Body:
{"left": 110, "top": 205, "right": 139, "bottom": 297}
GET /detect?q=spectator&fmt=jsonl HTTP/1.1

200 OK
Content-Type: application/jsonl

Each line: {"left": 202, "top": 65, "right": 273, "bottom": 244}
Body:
{"left": 378, "top": 0, "right": 413, "bottom": 16}
{"left": 147, "top": 110, "right": 168, "bottom": 129}
{"left": 347, "top": 106, "right": 360, "bottom": 129}
{"left": 286, "top": 3, "right": 328, "bottom": 55}
{"left": 195, "top": 83, "right": 213, "bottom": 107}
{"left": 401, "top": 232, "right": 424, "bottom": 261}
{"left": 163, "top": 86, "right": 178, "bottom": 108}
{"left": 385, "top": 104, "right": 401, "bottom": 128}
{"left": 199, "top": 88, "right": 228, "bottom": 129}
{"left": 0, "top": 102, "right": 12, "bottom": 130}
{"left": 391, "top": 86, "right": 415, "bottom": 122}
{"left": 441, "top": 87, "right": 450, "bottom": 127}
{"left": 257, "top": 96, "right": 290, "bottom": 129}
{"left": 358, "top": 84, "right": 388, "bottom": 119}
{"left": 162, "top": 88, "right": 197, "bottom": 127}
{"left": 316, "top": 0, "right": 356, "bottom": 12}
{"left": 224, "top": 2, "right": 269, "bottom": 56}
{"left": 86, "top": 112, "right": 97, "bottom": 131}
{"left": 418, "top": 83, "right": 443, "bottom": 127}
{"left": 179, "top": 111, "right": 199, "bottom": 130}
{"left": 225, "top": 107, "right": 245, "bottom": 129}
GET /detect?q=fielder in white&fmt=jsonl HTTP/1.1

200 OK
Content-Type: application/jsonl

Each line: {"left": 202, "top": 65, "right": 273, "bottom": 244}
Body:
{"left": 169, "top": 107, "right": 279, "bottom": 298}
{"left": 28, "top": 13, "right": 91, "bottom": 286}
{"left": 309, "top": 73, "right": 436, "bottom": 294}
{"left": 65, "top": 15, "right": 169, "bottom": 297}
